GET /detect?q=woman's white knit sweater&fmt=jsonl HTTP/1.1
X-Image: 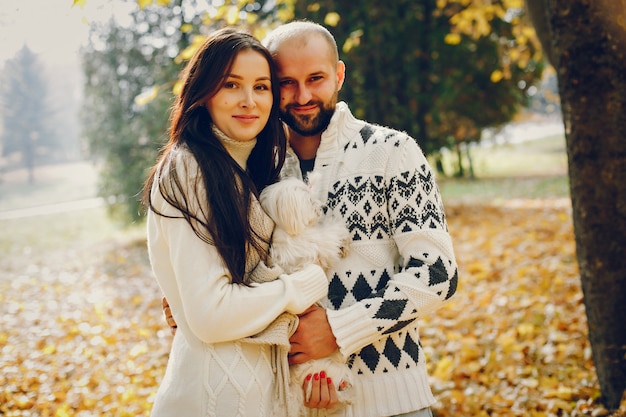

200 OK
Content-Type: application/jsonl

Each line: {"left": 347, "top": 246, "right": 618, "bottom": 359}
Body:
{"left": 147, "top": 133, "right": 328, "bottom": 417}
{"left": 281, "top": 102, "right": 459, "bottom": 417}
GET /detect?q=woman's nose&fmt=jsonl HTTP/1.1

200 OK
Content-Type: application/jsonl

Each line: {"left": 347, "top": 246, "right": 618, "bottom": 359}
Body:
{"left": 240, "top": 88, "right": 256, "bottom": 108}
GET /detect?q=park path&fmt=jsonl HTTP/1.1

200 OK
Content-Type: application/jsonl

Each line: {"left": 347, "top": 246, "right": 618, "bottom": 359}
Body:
{"left": 0, "top": 197, "right": 104, "bottom": 220}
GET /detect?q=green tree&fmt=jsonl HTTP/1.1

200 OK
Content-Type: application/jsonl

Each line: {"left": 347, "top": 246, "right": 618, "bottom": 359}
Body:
{"left": 1, "top": 45, "right": 56, "bottom": 183}
{"left": 81, "top": 3, "right": 191, "bottom": 221}
{"left": 291, "top": 0, "right": 544, "bottom": 176}
{"left": 525, "top": 0, "right": 626, "bottom": 411}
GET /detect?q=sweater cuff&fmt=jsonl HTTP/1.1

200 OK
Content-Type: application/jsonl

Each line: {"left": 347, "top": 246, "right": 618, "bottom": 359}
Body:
{"left": 282, "top": 264, "right": 328, "bottom": 314}
{"left": 326, "top": 303, "right": 377, "bottom": 358}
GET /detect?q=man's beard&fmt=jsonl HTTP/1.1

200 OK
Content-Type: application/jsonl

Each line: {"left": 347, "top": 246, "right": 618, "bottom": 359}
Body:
{"left": 280, "top": 95, "right": 337, "bottom": 137}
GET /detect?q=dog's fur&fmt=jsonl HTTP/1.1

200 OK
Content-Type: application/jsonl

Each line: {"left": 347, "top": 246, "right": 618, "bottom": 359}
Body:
{"left": 259, "top": 176, "right": 352, "bottom": 417}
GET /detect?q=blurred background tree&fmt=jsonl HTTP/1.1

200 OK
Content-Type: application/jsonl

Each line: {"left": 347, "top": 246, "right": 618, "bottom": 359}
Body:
{"left": 293, "top": 0, "right": 544, "bottom": 177}
{"left": 81, "top": 2, "right": 189, "bottom": 221}
{"left": 0, "top": 45, "right": 57, "bottom": 184}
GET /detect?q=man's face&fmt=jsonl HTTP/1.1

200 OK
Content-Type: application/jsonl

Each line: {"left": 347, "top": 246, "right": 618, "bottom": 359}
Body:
{"left": 273, "top": 34, "right": 345, "bottom": 137}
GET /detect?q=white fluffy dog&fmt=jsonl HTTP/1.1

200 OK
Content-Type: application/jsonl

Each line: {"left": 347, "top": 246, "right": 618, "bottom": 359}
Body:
{"left": 259, "top": 175, "right": 352, "bottom": 417}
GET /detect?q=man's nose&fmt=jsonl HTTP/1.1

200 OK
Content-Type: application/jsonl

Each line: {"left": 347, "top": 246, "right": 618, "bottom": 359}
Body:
{"left": 294, "top": 85, "right": 313, "bottom": 105}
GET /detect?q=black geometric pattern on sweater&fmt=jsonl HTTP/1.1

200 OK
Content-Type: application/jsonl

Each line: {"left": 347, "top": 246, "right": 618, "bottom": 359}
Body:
{"left": 359, "top": 343, "right": 381, "bottom": 372}
{"left": 406, "top": 255, "right": 455, "bottom": 299}
{"left": 376, "top": 269, "right": 391, "bottom": 292}
{"left": 396, "top": 206, "right": 418, "bottom": 233}
{"left": 328, "top": 270, "right": 394, "bottom": 309}
{"left": 363, "top": 200, "right": 372, "bottom": 215}
{"left": 397, "top": 170, "right": 417, "bottom": 200}
{"left": 388, "top": 174, "right": 443, "bottom": 232}
{"left": 418, "top": 165, "right": 433, "bottom": 195}
{"left": 347, "top": 180, "right": 367, "bottom": 205}
{"left": 446, "top": 269, "right": 459, "bottom": 301}
{"left": 352, "top": 273, "right": 374, "bottom": 301}
{"left": 374, "top": 299, "right": 407, "bottom": 320}
{"left": 355, "top": 334, "right": 422, "bottom": 373}
{"left": 360, "top": 125, "right": 375, "bottom": 144}
{"left": 383, "top": 338, "right": 402, "bottom": 369}
{"left": 328, "top": 273, "right": 349, "bottom": 309}
{"left": 406, "top": 257, "right": 425, "bottom": 269}
{"left": 428, "top": 257, "right": 449, "bottom": 287}
{"left": 347, "top": 211, "right": 367, "bottom": 241}
{"left": 422, "top": 200, "right": 442, "bottom": 229}
{"left": 382, "top": 317, "right": 416, "bottom": 335}
{"left": 403, "top": 333, "right": 420, "bottom": 364}
{"left": 327, "top": 177, "right": 390, "bottom": 240}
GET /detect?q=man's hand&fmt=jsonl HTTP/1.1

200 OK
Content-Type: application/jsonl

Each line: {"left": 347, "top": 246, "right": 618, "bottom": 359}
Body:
{"left": 162, "top": 297, "right": 177, "bottom": 335}
{"left": 289, "top": 304, "right": 339, "bottom": 365}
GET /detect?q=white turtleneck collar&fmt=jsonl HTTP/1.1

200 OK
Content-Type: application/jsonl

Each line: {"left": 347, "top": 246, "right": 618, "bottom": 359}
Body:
{"left": 211, "top": 125, "right": 257, "bottom": 170}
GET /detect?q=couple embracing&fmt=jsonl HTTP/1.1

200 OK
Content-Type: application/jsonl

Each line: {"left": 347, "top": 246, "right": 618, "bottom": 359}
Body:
{"left": 143, "top": 20, "right": 458, "bottom": 417}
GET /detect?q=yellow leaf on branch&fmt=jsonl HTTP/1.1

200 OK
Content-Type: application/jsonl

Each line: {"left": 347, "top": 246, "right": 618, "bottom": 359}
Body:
{"left": 490, "top": 69, "right": 504, "bottom": 83}
{"left": 444, "top": 33, "right": 462, "bottom": 45}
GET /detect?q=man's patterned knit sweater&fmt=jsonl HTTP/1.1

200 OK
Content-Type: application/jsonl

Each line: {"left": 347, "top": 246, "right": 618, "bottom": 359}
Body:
{"left": 281, "top": 102, "right": 458, "bottom": 417}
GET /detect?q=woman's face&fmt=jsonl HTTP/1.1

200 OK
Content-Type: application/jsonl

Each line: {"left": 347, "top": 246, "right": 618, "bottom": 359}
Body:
{"left": 205, "top": 49, "right": 273, "bottom": 142}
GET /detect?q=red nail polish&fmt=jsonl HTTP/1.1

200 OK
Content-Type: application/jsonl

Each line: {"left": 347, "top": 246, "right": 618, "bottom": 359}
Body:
{"left": 327, "top": 377, "right": 332, "bottom": 385}
{"left": 320, "top": 371, "right": 326, "bottom": 379}
{"left": 306, "top": 374, "right": 312, "bottom": 381}
{"left": 314, "top": 373, "right": 319, "bottom": 380}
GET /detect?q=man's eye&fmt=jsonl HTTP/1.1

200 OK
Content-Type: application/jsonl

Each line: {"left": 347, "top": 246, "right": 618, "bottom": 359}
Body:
{"left": 279, "top": 80, "right": 294, "bottom": 87}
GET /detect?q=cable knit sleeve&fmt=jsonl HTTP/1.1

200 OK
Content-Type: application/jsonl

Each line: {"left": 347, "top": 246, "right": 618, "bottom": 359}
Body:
{"left": 325, "top": 130, "right": 458, "bottom": 358}
{"left": 147, "top": 149, "right": 328, "bottom": 345}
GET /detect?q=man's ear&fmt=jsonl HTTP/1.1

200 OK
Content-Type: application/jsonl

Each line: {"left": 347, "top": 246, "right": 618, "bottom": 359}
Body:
{"left": 336, "top": 60, "right": 346, "bottom": 91}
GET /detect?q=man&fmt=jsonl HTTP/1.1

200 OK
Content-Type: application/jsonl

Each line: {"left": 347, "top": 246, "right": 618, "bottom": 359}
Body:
{"left": 263, "top": 21, "right": 458, "bottom": 417}
{"left": 165, "top": 21, "right": 458, "bottom": 417}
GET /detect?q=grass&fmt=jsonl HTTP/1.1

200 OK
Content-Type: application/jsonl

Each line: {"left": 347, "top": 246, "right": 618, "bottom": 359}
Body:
{"left": 435, "top": 134, "right": 570, "bottom": 203}
{"left": 0, "top": 207, "right": 145, "bottom": 256}
{"left": 470, "top": 134, "right": 567, "bottom": 178}
{"left": 439, "top": 175, "right": 569, "bottom": 203}
{"left": 0, "top": 160, "right": 143, "bottom": 267}
{"left": 0, "top": 161, "right": 100, "bottom": 211}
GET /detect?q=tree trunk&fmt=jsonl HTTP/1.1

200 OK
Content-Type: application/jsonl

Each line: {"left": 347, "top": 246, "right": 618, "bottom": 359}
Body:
{"left": 465, "top": 142, "right": 475, "bottom": 180}
{"left": 455, "top": 143, "right": 465, "bottom": 177}
{"left": 526, "top": 0, "right": 626, "bottom": 410}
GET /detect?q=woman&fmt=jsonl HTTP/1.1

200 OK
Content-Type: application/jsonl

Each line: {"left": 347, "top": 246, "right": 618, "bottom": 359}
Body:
{"left": 143, "top": 28, "right": 330, "bottom": 417}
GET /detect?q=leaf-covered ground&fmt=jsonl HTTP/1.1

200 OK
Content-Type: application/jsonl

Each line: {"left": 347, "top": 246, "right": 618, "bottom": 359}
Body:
{"left": 1, "top": 200, "right": 625, "bottom": 416}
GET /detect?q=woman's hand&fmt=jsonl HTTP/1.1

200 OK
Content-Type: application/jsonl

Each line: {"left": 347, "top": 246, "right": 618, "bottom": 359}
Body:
{"left": 302, "top": 371, "right": 341, "bottom": 410}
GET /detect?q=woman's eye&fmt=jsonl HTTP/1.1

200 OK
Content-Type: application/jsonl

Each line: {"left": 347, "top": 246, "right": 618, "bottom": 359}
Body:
{"left": 255, "top": 84, "right": 270, "bottom": 91}
{"left": 224, "top": 82, "right": 237, "bottom": 89}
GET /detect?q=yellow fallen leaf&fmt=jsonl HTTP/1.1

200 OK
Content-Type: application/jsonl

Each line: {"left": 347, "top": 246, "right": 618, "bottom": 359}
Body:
{"left": 54, "top": 404, "right": 71, "bottom": 417}
{"left": 42, "top": 344, "right": 56, "bottom": 355}
{"left": 433, "top": 356, "right": 454, "bottom": 380}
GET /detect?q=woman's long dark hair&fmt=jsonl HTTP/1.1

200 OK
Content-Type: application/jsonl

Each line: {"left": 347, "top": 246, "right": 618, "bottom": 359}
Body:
{"left": 142, "top": 27, "right": 286, "bottom": 284}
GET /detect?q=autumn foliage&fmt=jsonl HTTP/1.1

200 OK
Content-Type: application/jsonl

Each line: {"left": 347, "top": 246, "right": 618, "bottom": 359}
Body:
{"left": 1, "top": 200, "right": 625, "bottom": 416}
